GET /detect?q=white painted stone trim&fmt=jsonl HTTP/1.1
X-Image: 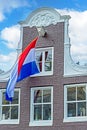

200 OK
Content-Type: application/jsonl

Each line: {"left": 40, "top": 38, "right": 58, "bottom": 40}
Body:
{"left": 64, "top": 41, "right": 87, "bottom": 77}
{"left": 19, "top": 7, "right": 70, "bottom": 27}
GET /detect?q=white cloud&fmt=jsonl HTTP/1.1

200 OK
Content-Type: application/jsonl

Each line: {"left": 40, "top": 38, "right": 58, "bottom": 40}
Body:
{"left": 0, "top": 0, "right": 29, "bottom": 22}
{"left": 57, "top": 9, "right": 87, "bottom": 65}
{"left": 0, "top": 25, "right": 20, "bottom": 49}
{"left": 0, "top": 12, "right": 5, "bottom": 21}
{"left": 0, "top": 25, "right": 20, "bottom": 71}
{"left": 0, "top": 52, "right": 17, "bottom": 71}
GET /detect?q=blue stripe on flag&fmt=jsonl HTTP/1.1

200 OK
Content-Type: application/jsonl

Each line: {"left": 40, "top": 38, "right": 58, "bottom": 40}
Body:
{"left": 17, "top": 61, "right": 39, "bottom": 82}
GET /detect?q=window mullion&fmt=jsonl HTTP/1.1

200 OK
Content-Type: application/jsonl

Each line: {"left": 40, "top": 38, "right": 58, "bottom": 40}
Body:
{"left": 42, "top": 90, "right": 43, "bottom": 120}
{"left": 76, "top": 87, "right": 77, "bottom": 116}
{"left": 65, "top": 86, "right": 67, "bottom": 119}
{"left": 42, "top": 51, "right": 45, "bottom": 72}
{"left": 86, "top": 84, "right": 87, "bottom": 116}
{"left": 9, "top": 104, "right": 11, "bottom": 119}
{"left": 0, "top": 90, "right": 2, "bottom": 120}
{"left": 32, "top": 90, "right": 34, "bottom": 121}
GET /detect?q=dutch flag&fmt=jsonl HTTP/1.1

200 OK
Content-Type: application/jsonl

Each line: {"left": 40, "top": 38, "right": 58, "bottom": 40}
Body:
{"left": 6, "top": 37, "right": 39, "bottom": 101}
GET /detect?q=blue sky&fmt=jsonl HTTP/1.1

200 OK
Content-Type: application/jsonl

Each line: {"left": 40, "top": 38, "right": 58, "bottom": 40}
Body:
{"left": 0, "top": 0, "right": 87, "bottom": 71}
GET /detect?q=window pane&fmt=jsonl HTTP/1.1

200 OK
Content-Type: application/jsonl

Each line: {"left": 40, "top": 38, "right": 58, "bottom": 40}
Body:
{"left": 32, "top": 87, "right": 52, "bottom": 122}
{"left": 12, "top": 91, "right": 19, "bottom": 104}
{"left": 77, "top": 86, "right": 86, "bottom": 100}
{"left": 67, "top": 87, "right": 76, "bottom": 101}
{"left": 43, "top": 89, "right": 51, "bottom": 102}
{"left": 1, "top": 90, "right": 19, "bottom": 121}
{"left": 67, "top": 103, "right": 76, "bottom": 117}
{"left": 11, "top": 106, "right": 18, "bottom": 119}
{"left": 43, "top": 104, "right": 51, "bottom": 120}
{"left": 45, "top": 62, "right": 52, "bottom": 71}
{"left": 77, "top": 102, "right": 86, "bottom": 116}
{"left": 34, "top": 90, "right": 42, "bottom": 103}
{"left": 2, "top": 92, "right": 10, "bottom": 105}
{"left": 45, "top": 50, "right": 52, "bottom": 62}
{"left": 45, "top": 50, "right": 52, "bottom": 71}
{"left": 2, "top": 106, "right": 10, "bottom": 119}
{"left": 34, "top": 105, "right": 42, "bottom": 120}
{"left": 36, "top": 52, "right": 42, "bottom": 72}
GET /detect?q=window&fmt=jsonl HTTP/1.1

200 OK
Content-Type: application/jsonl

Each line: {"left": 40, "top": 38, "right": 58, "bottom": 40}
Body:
{"left": 35, "top": 47, "right": 54, "bottom": 76}
{"left": 64, "top": 84, "right": 87, "bottom": 122}
{"left": 29, "top": 86, "right": 53, "bottom": 126}
{"left": 0, "top": 89, "right": 20, "bottom": 124}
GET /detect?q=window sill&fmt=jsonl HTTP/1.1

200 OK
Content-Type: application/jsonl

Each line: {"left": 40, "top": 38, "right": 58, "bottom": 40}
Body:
{"left": 29, "top": 120, "right": 53, "bottom": 126}
{"left": 31, "top": 71, "right": 53, "bottom": 77}
{"left": 0, "top": 119, "right": 19, "bottom": 124}
{"left": 63, "top": 117, "right": 87, "bottom": 122}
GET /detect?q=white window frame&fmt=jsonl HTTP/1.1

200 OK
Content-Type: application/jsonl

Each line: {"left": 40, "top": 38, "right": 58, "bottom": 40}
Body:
{"left": 34, "top": 47, "right": 54, "bottom": 77}
{"left": 29, "top": 86, "right": 53, "bottom": 126}
{"left": 64, "top": 83, "right": 87, "bottom": 122}
{"left": 0, "top": 88, "right": 20, "bottom": 124}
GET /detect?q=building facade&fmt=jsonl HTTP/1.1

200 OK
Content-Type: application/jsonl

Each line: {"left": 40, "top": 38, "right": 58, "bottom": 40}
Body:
{"left": 0, "top": 7, "right": 87, "bottom": 130}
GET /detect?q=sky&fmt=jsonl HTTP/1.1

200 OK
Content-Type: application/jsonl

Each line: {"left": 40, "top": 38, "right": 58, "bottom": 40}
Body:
{"left": 0, "top": 0, "right": 87, "bottom": 72}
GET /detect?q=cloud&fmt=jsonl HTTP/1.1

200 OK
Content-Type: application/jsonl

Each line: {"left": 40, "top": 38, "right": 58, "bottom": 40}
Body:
{"left": 0, "top": 12, "right": 5, "bottom": 21}
{"left": 0, "top": 0, "right": 29, "bottom": 22}
{"left": 57, "top": 9, "right": 87, "bottom": 65}
{"left": 0, "top": 51, "right": 17, "bottom": 71}
{"left": 0, "top": 25, "right": 20, "bottom": 49}
{"left": 0, "top": 25, "right": 20, "bottom": 71}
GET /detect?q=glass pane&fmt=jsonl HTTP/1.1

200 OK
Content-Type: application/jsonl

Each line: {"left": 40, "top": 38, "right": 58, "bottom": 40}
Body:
{"left": 34, "top": 105, "right": 42, "bottom": 120}
{"left": 43, "top": 89, "right": 51, "bottom": 102}
{"left": 11, "top": 106, "right": 18, "bottom": 119}
{"left": 34, "top": 90, "right": 42, "bottom": 103}
{"left": 45, "top": 62, "right": 52, "bottom": 71}
{"left": 77, "top": 86, "right": 86, "bottom": 100}
{"left": 43, "top": 104, "right": 51, "bottom": 120}
{"left": 67, "top": 87, "right": 76, "bottom": 101}
{"left": 45, "top": 50, "right": 52, "bottom": 71}
{"left": 2, "top": 106, "right": 10, "bottom": 119}
{"left": 67, "top": 103, "right": 76, "bottom": 117}
{"left": 77, "top": 102, "right": 86, "bottom": 116}
{"left": 36, "top": 51, "right": 42, "bottom": 72}
{"left": 12, "top": 91, "right": 19, "bottom": 104}
{"left": 2, "top": 92, "right": 10, "bottom": 105}
{"left": 45, "top": 50, "right": 52, "bottom": 62}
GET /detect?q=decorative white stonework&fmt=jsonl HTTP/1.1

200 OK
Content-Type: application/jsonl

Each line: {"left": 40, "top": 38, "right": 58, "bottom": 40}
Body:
{"left": 64, "top": 43, "right": 87, "bottom": 77}
{"left": 27, "top": 12, "right": 57, "bottom": 27}
{"left": 19, "top": 7, "right": 70, "bottom": 27}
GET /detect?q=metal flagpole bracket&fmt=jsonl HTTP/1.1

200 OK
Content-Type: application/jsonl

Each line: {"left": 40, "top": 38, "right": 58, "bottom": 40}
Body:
{"left": 36, "top": 26, "right": 47, "bottom": 37}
